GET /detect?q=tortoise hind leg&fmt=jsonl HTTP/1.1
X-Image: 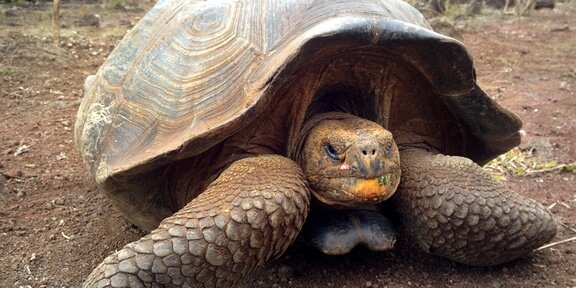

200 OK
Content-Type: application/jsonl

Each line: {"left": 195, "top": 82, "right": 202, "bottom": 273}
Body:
{"left": 83, "top": 155, "right": 310, "bottom": 287}
{"left": 394, "top": 148, "right": 556, "bottom": 266}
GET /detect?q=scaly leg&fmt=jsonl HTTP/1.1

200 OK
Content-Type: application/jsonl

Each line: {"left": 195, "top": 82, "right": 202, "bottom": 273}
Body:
{"left": 83, "top": 155, "right": 310, "bottom": 287}
{"left": 394, "top": 148, "right": 556, "bottom": 266}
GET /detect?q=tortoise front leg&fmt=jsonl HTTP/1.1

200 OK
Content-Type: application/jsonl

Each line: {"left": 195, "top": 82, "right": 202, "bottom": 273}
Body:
{"left": 83, "top": 155, "right": 310, "bottom": 287}
{"left": 394, "top": 148, "right": 556, "bottom": 266}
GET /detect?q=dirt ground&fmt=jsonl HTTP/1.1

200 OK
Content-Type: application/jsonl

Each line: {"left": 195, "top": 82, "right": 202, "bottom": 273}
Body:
{"left": 0, "top": 1, "right": 575, "bottom": 287}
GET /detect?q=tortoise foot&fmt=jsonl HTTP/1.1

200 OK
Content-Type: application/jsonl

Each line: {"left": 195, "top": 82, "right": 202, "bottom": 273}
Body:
{"left": 395, "top": 148, "right": 557, "bottom": 266}
{"left": 83, "top": 156, "right": 310, "bottom": 287}
{"left": 306, "top": 210, "right": 396, "bottom": 255}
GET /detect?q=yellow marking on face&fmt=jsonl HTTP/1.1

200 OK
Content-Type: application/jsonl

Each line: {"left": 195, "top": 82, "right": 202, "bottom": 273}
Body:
{"left": 350, "top": 179, "right": 391, "bottom": 200}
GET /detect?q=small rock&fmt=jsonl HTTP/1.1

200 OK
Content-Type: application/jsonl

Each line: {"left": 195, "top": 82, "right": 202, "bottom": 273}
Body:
{"left": 365, "top": 281, "right": 373, "bottom": 287}
{"left": 16, "top": 191, "right": 25, "bottom": 198}
{"left": 13, "top": 145, "right": 29, "bottom": 156}
{"left": 3, "top": 7, "right": 20, "bottom": 17}
{"left": 56, "top": 152, "right": 67, "bottom": 160}
{"left": 550, "top": 25, "right": 569, "bottom": 32}
{"left": 560, "top": 81, "right": 572, "bottom": 91}
{"left": 51, "top": 197, "right": 65, "bottom": 206}
{"left": 278, "top": 265, "right": 293, "bottom": 281}
{"left": 493, "top": 281, "right": 502, "bottom": 288}
{"left": 46, "top": 101, "right": 68, "bottom": 110}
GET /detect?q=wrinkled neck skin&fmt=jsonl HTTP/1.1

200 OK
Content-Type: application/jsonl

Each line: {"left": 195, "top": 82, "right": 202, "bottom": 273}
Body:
{"left": 292, "top": 112, "right": 402, "bottom": 210}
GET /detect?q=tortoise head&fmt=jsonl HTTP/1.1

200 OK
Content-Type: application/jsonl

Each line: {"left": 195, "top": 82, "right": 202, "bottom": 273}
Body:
{"left": 295, "top": 112, "right": 401, "bottom": 208}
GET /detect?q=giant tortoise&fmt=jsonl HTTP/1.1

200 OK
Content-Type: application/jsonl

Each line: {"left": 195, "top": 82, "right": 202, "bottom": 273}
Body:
{"left": 75, "top": 0, "right": 557, "bottom": 286}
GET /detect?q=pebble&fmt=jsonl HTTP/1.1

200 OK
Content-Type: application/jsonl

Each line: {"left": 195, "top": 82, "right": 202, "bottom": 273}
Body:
{"left": 3, "top": 7, "right": 19, "bottom": 17}
{"left": 46, "top": 101, "right": 68, "bottom": 110}
{"left": 278, "top": 265, "right": 293, "bottom": 281}
{"left": 13, "top": 145, "right": 29, "bottom": 156}
{"left": 76, "top": 14, "right": 101, "bottom": 27}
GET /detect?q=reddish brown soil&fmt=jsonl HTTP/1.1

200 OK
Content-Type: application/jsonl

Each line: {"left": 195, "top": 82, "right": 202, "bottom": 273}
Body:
{"left": 0, "top": 2, "right": 574, "bottom": 287}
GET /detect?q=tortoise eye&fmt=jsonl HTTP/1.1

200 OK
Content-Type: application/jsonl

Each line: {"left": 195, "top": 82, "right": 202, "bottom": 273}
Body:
{"left": 324, "top": 144, "right": 339, "bottom": 161}
{"left": 384, "top": 143, "right": 394, "bottom": 159}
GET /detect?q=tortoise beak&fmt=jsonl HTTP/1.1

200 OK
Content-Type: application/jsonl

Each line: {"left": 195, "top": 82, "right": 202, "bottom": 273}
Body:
{"left": 341, "top": 141, "right": 400, "bottom": 202}
{"left": 345, "top": 140, "right": 385, "bottom": 179}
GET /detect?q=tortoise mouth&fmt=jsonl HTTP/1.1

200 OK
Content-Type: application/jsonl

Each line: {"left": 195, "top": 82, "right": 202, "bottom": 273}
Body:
{"left": 308, "top": 172, "right": 400, "bottom": 208}
{"left": 347, "top": 176, "right": 396, "bottom": 200}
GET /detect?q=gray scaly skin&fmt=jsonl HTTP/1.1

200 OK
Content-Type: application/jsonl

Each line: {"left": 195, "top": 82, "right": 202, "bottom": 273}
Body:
{"left": 394, "top": 148, "right": 557, "bottom": 266}
{"left": 83, "top": 156, "right": 309, "bottom": 287}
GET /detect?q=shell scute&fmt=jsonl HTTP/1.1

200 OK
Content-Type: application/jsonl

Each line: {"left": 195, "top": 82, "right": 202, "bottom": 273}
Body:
{"left": 76, "top": 0, "right": 520, "bottom": 189}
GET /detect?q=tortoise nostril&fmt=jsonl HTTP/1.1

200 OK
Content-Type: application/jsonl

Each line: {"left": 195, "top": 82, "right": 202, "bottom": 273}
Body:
{"left": 360, "top": 147, "right": 377, "bottom": 157}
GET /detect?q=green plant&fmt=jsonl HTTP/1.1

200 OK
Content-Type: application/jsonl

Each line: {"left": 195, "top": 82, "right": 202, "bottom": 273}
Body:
{"left": 0, "top": 0, "right": 28, "bottom": 5}
{"left": 0, "top": 65, "right": 13, "bottom": 76}
{"left": 378, "top": 175, "right": 390, "bottom": 186}
{"left": 104, "top": 0, "right": 126, "bottom": 10}
{"left": 484, "top": 147, "right": 576, "bottom": 181}
{"left": 443, "top": 0, "right": 469, "bottom": 21}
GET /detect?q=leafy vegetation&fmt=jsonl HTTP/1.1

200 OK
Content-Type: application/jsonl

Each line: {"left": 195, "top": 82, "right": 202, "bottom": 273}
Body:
{"left": 0, "top": 65, "right": 14, "bottom": 76}
{"left": 0, "top": 0, "right": 31, "bottom": 5}
{"left": 485, "top": 147, "right": 576, "bottom": 181}
{"left": 105, "top": 0, "right": 123, "bottom": 9}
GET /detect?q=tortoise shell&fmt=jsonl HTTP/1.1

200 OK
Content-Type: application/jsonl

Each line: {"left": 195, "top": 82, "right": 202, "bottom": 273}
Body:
{"left": 75, "top": 0, "right": 521, "bottom": 188}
